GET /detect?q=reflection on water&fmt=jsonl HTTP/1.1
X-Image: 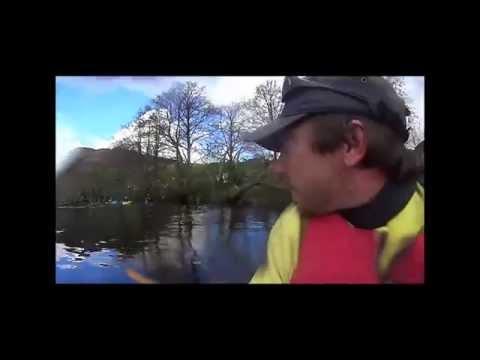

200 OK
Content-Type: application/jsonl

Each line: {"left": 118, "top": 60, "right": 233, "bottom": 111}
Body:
{"left": 56, "top": 203, "right": 283, "bottom": 284}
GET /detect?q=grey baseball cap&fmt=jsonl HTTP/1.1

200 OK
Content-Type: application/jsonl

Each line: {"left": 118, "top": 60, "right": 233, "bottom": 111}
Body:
{"left": 242, "top": 76, "right": 411, "bottom": 152}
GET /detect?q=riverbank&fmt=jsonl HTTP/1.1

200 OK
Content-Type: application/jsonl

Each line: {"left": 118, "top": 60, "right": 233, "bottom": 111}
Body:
{"left": 57, "top": 185, "right": 291, "bottom": 209}
{"left": 56, "top": 147, "right": 292, "bottom": 208}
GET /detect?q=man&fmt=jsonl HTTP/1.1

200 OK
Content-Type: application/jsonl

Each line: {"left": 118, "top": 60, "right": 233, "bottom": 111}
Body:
{"left": 243, "top": 76, "right": 424, "bottom": 284}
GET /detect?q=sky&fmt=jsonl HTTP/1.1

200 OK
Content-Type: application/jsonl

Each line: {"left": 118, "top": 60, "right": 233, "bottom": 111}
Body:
{"left": 56, "top": 76, "right": 424, "bottom": 169}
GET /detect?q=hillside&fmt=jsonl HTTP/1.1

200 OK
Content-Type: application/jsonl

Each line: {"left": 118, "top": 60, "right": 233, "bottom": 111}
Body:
{"left": 56, "top": 147, "right": 175, "bottom": 204}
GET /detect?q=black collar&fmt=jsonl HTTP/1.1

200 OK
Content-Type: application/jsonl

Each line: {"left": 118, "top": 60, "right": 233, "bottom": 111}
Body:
{"left": 340, "top": 179, "right": 417, "bottom": 229}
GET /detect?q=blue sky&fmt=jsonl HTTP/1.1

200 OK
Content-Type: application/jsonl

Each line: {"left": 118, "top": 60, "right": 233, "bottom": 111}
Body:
{"left": 56, "top": 76, "right": 424, "bottom": 169}
{"left": 56, "top": 83, "right": 150, "bottom": 141}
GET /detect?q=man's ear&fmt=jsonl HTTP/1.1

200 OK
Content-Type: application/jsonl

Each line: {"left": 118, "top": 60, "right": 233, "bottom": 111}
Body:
{"left": 343, "top": 119, "right": 368, "bottom": 167}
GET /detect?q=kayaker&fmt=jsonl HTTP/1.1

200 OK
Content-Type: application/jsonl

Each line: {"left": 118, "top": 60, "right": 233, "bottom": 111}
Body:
{"left": 243, "top": 76, "right": 425, "bottom": 284}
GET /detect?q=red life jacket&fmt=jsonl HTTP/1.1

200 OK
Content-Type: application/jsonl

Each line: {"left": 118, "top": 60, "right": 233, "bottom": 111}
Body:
{"left": 290, "top": 213, "right": 424, "bottom": 284}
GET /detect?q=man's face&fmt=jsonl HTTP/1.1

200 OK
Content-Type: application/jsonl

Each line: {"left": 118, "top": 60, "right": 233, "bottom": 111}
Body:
{"left": 270, "top": 120, "right": 347, "bottom": 216}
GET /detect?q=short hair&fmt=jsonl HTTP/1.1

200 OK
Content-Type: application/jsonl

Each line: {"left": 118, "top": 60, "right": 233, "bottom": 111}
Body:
{"left": 304, "top": 114, "right": 421, "bottom": 182}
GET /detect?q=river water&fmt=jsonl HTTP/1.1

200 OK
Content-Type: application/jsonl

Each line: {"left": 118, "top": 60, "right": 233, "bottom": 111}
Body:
{"left": 55, "top": 203, "right": 283, "bottom": 284}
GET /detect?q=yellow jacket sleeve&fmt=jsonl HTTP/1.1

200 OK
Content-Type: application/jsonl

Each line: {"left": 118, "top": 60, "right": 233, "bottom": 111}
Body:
{"left": 249, "top": 204, "right": 302, "bottom": 284}
{"left": 377, "top": 182, "right": 425, "bottom": 278}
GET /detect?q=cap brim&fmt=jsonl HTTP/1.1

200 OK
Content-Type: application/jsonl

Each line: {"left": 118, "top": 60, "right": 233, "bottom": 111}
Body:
{"left": 241, "top": 114, "right": 306, "bottom": 152}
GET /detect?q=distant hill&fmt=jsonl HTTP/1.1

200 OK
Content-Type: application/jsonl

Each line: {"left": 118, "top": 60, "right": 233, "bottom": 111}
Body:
{"left": 56, "top": 147, "right": 175, "bottom": 203}
{"left": 59, "top": 147, "right": 175, "bottom": 174}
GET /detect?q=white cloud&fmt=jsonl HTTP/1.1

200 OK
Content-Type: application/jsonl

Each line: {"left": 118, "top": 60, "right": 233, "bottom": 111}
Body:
{"left": 57, "top": 76, "right": 213, "bottom": 98}
{"left": 56, "top": 76, "right": 284, "bottom": 106}
{"left": 89, "top": 136, "right": 112, "bottom": 150}
{"left": 206, "top": 76, "right": 284, "bottom": 105}
{"left": 56, "top": 113, "right": 113, "bottom": 172}
{"left": 111, "top": 126, "right": 134, "bottom": 144}
{"left": 56, "top": 122, "right": 82, "bottom": 170}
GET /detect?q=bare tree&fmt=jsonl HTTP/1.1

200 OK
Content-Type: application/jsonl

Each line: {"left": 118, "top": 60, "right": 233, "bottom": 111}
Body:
{"left": 199, "top": 102, "right": 254, "bottom": 184}
{"left": 152, "top": 81, "right": 218, "bottom": 167}
{"left": 149, "top": 110, "right": 164, "bottom": 160}
{"left": 244, "top": 80, "right": 284, "bottom": 160}
{"left": 211, "top": 103, "right": 249, "bottom": 164}
{"left": 151, "top": 84, "right": 186, "bottom": 165}
{"left": 113, "top": 105, "right": 153, "bottom": 155}
{"left": 179, "top": 82, "right": 219, "bottom": 166}
{"left": 384, "top": 76, "right": 424, "bottom": 149}
{"left": 110, "top": 104, "right": 172, "bottom": 195}
{"left": 112, "top": 133, "right": 136, "bottom": 152}
{"left": 132, "top": 106, "right": 148, "bottom": 155}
